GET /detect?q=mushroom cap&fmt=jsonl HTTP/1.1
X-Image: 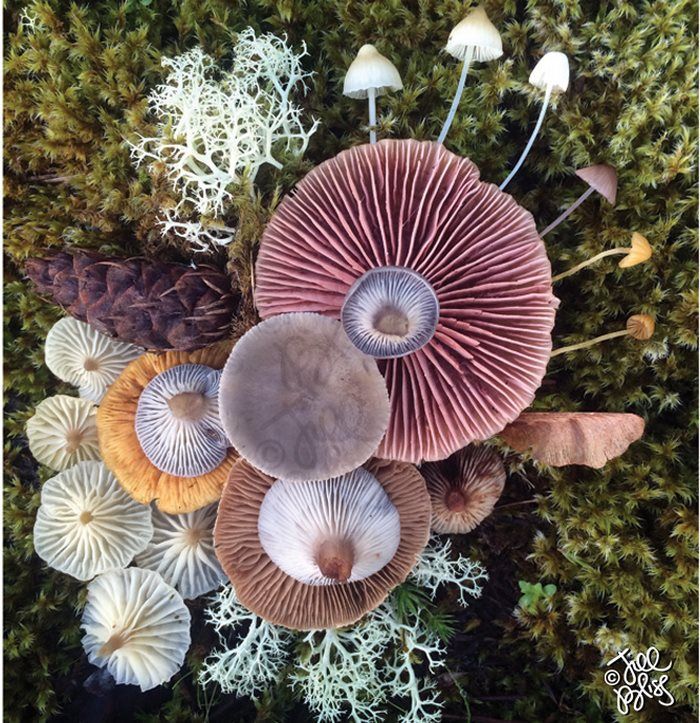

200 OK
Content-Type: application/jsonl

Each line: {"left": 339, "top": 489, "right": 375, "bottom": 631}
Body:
{"left": 255, "top": 139, "right": 558, "bottom": 463}
{"left": 135, "top": 503, "right": 226, "bottom": 600}
{"left": 258, "top": 468, "right": 401, "bottom": 585}
{"left": 626, "top": 314, "right": 655, "bottom": 340}
{"left": 499, "top": 412, "right": 645, "bottom": 468}
{"left": 45, "top": 317, "right": 142, "bottom": 402}
{"left": 445, "top": 6, "right": 503, "bottom": 62}
{"left": 343, "top": 44, "right": 403, "bottom": 99}
{"left": 26, "top": 394, "right": 100, "bottom": 471}
{"left": 218, "top": 313, "right": 390, "bottom": 482}
{"left": 33, "top": 460, "right": 153, "bottom": 581}
{"left": 528, "top": 51, "right": 570, "bottom": 93}
{"left": 81, "top": 567, "right": 191, "bottom": 691}
{"left": 422, "top": 445, "right": 506, "bottom": 533}
{"left": 97, "top": 342, "right": 237, "bottom": 514}
{"left": 619, "top": 232, "right": 652, "bottom": 268}
{"left": 214, "top": 457, "right": 431, "bottom": 630}
{"left": 575, "top": 164, "right": 618, "bottom": 205}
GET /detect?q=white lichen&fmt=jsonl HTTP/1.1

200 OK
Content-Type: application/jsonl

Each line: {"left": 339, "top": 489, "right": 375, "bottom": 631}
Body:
{"left": 131, "top": 28, "right": 318, "bottom": 227}
{"left": 159, "top": 208, "right": 238, "bottom": 252}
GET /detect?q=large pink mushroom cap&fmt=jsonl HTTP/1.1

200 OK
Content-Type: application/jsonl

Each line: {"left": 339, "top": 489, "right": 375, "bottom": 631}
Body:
{"left": 256, "top": 139, "right": 558, "bottom": 463}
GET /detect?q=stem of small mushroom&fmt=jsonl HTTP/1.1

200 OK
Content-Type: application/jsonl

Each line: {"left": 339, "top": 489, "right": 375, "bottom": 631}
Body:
{"left": 551, "top": 247, "right": 630, "bottom": 282}
{"left": 437, "top": 46, "right": 475, "bottom": 145}
{"left": 368, "top": 87, "right": 377, "bottom": 144}
{"left": 540, "top": 185, "right": 596, "bottom": 236}
{"left": 550, "top": 329, "right": 628, "bottom": 357}
{"left": 500, "top": 83, "right": 553, "bottom": 191}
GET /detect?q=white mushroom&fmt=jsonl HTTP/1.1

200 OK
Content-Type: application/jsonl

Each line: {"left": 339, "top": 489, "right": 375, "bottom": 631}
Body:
{"left": 343, "top": 44, "right": 403, "bottom": 144}
{"left": 26, "top": 394, "right": 100, "bottom": 471}
{"left": 45, "top": 317, "right": 142, "bottom": 402}
{"left": 33, "top": 460, "right": 153, "bottom": 581}
{"left": 135, "top": 503, "right": 226, "bottom": 600}
{"left": 81, "top": 568, "right": 191, "bottom": 691}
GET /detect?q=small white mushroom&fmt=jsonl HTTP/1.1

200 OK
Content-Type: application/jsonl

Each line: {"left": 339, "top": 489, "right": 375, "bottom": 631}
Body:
{"left": 343, "top": 44, "right": 403, "bottom": 144}
{"left": 81, "top": 567, "right": 191, "bottom": 691}
{"left": 26, "top": 394, "right": 100, "bottom": 471}
{"left": 500, "top": 51, "right": 570, "bottom": 190}
{"left": 33, "top": 460, "right": 153, "bottom": 581}
{"left": 45, "top": 318, "right": 142, "bottom": 402}
{"left": 135, "top": 503, "right": 226, "bottom": 600}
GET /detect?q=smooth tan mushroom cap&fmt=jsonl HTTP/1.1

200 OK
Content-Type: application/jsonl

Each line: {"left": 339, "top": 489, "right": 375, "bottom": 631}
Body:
{"left": 575, "top": 164, "right": 618, "bottom": 205}
{"left": 97, "top": 342, "right": 237, "bottom": 514}
{"left": 529, "top": 51, "right": 570, "bottom": 93}
{"left": 626, "top": 314, "right": 655, "bottom": 340}
{"left": 214, "top": 457, "right": 431, "bottom": 630}
{"left": 619, "top": 233, "right": 652, "bottom": 268}
{"left": 499, "top": 412, "right": 645, "bottom": 468}
{"left": 423, "top": 445, "right": 506, "bottom": 533}
{"left": 343, "top": 44, "right": 403, "bottom": 99}
{"left": 445, "top": 6, "right": 503, "bottom": 62}
{"left": 26, "top": 395, "right": 100, "bottom": 471}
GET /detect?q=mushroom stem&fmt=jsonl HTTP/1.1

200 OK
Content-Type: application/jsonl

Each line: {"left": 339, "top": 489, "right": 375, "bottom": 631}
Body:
{"left": 550, "top": 329, "right": 629, "bottom": 357}
{"left": 368, "top": 87, "right": 377, "bottom": 144}
{"left": 437, "top": 45, "right": 474, "bottom": 145}
{"left": 540, "top": 185, "right": 596, "bottom": 236}
{"left": 551, "top": 248, "right": 629, "bottom": 282}
{"left": 499, "top": 83, "right": 553, "bottom": 191}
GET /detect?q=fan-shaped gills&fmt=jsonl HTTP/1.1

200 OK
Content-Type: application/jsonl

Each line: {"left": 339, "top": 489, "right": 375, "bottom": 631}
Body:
{"left": 135, "top": 363, "right": 228, "bottom": 477}
{"left": 258, "top": 468, "right": 401, "bottom": 585}
{"left": 341, "top": 267, "right": 440, "bottom": 359}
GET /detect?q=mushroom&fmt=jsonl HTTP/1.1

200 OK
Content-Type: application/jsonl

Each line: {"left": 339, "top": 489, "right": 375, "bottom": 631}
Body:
{"left": 500, "top": 51, "right": 570, "bottom": 190}
{"left": 438, "top": 5, "right": 503, "bottom": 144}
{"left": 218, "top": 312, "right": 390, "bottom": 481}
{"left": 98, "top": 342, "right": 237, "bottom": 514}
{"left": 44, "top": 317, "right": 142, "bottom": 402}
{"left": 500, "top": 412, "right": 645, "bottom": 468}
{"left": 214, "top": 457, "right": 431, "bottom": 630}
{"left": 550, "top": 314, "right": 654, "bottom": 357}
{"left": 422, "top": 445, "right": 506, "bottom": 533}
{"left": 540, "top": 164, "right": 618, "bottom": 236}
{"left": 33, "top": 460, "right": 153, "bottom": 581}
{"left": 135, "top": 503, "right": 226, "bottom": 600}
{"left": 81, "top": 567, "right": 191, "bottom": 691}
{"left": 26, "top": 394, "right": 100, "bottom": 471}
{"left": 343, "top": 44, "right": 403, "bottom": 144}
{"left": 551, "top": 232, "right": 652, "bottom": 282}
{"left": 255, "top": 139, "right": 558, "bottom": 463}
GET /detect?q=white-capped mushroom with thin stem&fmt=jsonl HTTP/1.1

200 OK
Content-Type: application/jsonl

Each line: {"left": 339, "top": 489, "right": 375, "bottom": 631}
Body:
{"left": 438, "top": 5, "right": 503, "bottom": 144}
{"left": 45, "top": 317, "right": 142, "bottom": 402}
{"left": 500, "top": 51, "right": 570, "bottom": 190}
{"left": 343, "top": 44, "right": 403, "bottom": 144}
{"left": 33, "top": 460, "right": 153, "bottom": 581}
{"left": 135, "top": 503, "right": 226, "bottom": 600}
{"left": 26, "top": 394, "right": 100, "bottom": 471}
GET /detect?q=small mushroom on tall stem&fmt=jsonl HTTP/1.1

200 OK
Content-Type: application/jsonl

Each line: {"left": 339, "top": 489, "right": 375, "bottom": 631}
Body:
{"left": 552, "top": 232, "right": 652, "bottom": 282}
{"left": 343, "top": 45, "right": 403, "bottom": 144}
{"left": 540, "top": 164, "right": 618, "bottom": 236}
{"left": 500, "top": 51, "right": 570, "bottom": 190}
{"left": 438, "top": 6, "right": 503, "bottom": 145}
{"left": 550, "top": 314, "right": 654, "bottom": 357}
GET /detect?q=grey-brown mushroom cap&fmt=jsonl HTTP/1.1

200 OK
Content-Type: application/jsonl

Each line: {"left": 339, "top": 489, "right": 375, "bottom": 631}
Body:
{"left": 218, "top": 312, "right": 390, "bottom": 482}
{"left": 575, "top": 164, "right": 618, "bottom": 205}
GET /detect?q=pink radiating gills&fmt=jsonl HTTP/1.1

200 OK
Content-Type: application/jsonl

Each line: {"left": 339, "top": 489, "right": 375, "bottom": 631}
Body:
{"left": 256, "top": 139, "right": 558, "bottom": 463}
{"left": 575, "top": 164, "right": 618, "bottom": 205}
{"left": 500, "top": 412, "right": 645, "bottom": 468}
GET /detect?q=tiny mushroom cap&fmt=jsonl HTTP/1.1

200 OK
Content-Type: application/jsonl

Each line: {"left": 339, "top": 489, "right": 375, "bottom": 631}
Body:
{"left": 445, "top": 5, "right": 503, "bottom": 62}
{"left": 529, "top": 51, "right": 570, "bottom": 93}
{"left": 218, "top": 313, "right": 390, "bottom": 482}
{"left": 575, "top": 164, "right": 618, "bottom": 205}
{"left": 619, "top": 232, "right": 652, "bottom": 268}
{"left": 422, "top": 445, "right": 506, "bottom": 533}
{"left": 26, "top": 394, "right": 100, "bottom": 471}
{"left": 81, "top": 568, "right": 191, "bottom": 692}
{"left": 214, "top": 457, "right": 431, "bottom": 630}
{"left": 33, "top": 460, "right": 153, "bottom": 581}
{"left": 45, "top": 318, "right": 142, "bottom": 402}
{"left": 627, "top": 314, "right": 655, "bottom": 340}
{"left": 135, "top": 503, "right": 226, "bottom": 600}
{"left": 343, "top": 44, "right": 403, "bottom": 98}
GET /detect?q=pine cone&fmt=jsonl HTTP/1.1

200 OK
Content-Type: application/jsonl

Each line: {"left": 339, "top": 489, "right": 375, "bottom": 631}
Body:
{"left": 26, "top": 251, "right": 240, "bottom": 351}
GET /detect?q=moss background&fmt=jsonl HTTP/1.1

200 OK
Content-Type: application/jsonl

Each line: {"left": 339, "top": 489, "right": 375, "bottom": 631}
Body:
{"left": 4, "top": 1, "right": 697, "bottom": 721}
